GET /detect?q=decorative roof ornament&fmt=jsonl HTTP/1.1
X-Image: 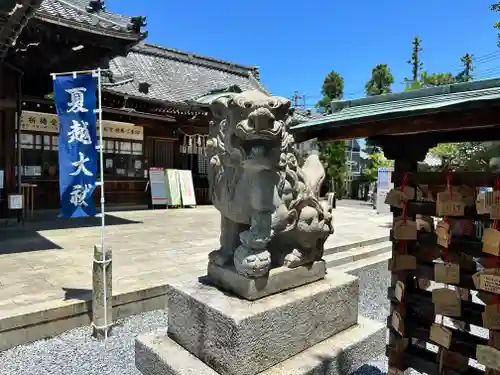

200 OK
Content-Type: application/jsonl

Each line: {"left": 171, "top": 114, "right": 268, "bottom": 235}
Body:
{"left": 86, "top": 0, "right": 106, "bottom": 13}
{"left": 138, "top": 82, "right": 151, "bottom": 94}
{"left": 128, "top": 16, "right": 147, "bottom": 33}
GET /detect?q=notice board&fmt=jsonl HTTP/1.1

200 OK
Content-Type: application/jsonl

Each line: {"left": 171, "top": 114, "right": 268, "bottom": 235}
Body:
{"left": 165, "top": 169, "right": 182, "bottom": 206}
{"left": 149, "top": 167, "right": 168, "bottom": 206}
{"left": 178, "top": 169, "right": 197, "bottom": 207}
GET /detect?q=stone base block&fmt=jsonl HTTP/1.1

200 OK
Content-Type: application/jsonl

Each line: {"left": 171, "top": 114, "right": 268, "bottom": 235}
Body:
{"left": 135, "top": 316, "right": 386, "bottom": 375}
{"left": 166, "top": 272, "right": 359, "bottom": 375}
{"left": 207, "top": 260, "right": 326, "bottom": 300}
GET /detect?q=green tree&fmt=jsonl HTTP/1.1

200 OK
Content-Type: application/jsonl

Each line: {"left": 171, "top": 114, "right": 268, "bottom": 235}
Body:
{"left": 315, "top": 71, "right": 344, "bottom": 114}
{"left": 492, "top": 3, "right": 500, "bottom": 46}
{"left": 456, "top": 53, "right": 474, "bottom": 82}
{"left": 363, "top": 151, "right": 393, "bottom": 183}
{"left": 428, "top": 142, "right": 488, "bottom": 171}
{"left": 365, "top": 64, "right": 395, "bottom": 96}
{"left": 420, "top": 72, "right": 456, "bottom": 87}
{"left": 317, "top": 140, "right": 348, "bottom": 196}
{"left": 314, "top": 71, "right": 347, "bottom": 195}
{"left": 404, "top": 36, "right": 424, "bottom": 90}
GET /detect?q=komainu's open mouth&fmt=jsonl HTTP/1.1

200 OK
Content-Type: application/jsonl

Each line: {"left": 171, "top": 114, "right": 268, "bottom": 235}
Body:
{"left": 230, "top": 135, "right": 280, "bottom": 161}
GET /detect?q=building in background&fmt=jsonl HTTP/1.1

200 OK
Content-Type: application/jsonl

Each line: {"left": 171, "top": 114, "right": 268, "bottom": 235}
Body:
{"left": 0, "top": 0, "right": 269, "bottom": 217}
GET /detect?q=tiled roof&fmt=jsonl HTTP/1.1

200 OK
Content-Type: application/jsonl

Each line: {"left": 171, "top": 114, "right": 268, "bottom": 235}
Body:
{"left": 292, "top": 78, "right": 500, "bottom": 135}
{"left": 103, "top": 42, "right": 268, "bottom": 104}
{"left": 35, "top": 0, "right": 142, "bottom": 39}
{"left": 289, "top": 109, "right": 323, "bottom": 125}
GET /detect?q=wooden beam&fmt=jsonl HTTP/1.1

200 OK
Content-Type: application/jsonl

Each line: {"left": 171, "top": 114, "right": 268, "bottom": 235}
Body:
{"left": 295, "top": 103, "right": 500, "bottom": 142}
{"left": 387, "top": 344, "right": 484, "bottom": 375}
{"left": 391, "top": 201, "right": 486, "bottom": 220}
{"left": 0, "top": 98, "right": 15, "bottom": 109}
{"left": 392, "top": 171, "right": 500, "bottom": 187}
{"left": 388, "top": 287, "right": 484, "bottom": 327}
{"left": 388, "top": 317, "right": 486, "bottom": 359}
{"left": 103, "top": 107, "right": 177, "bottom": 123}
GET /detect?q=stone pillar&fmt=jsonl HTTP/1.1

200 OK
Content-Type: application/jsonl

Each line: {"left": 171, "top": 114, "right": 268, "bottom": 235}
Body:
{"left": 92, "top": 244, "right": 113, "bottom": 339}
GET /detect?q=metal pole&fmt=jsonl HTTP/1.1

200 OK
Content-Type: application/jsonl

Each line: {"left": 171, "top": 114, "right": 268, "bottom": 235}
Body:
{"left": 97, "top": 67, "right": 107, "bottom": 340}
{"left": 15, "top": 72, "right": 23, "bottom": 222}
{"left": 50, "top": 68, "right": 111, "bottom": 78}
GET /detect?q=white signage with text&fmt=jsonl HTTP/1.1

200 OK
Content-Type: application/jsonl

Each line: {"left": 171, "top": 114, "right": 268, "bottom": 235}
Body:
{"left": 16, "top": 111, "right": 144, "bottom": 141}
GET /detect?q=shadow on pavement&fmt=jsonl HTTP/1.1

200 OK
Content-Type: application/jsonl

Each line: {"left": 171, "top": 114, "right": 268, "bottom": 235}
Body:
{"left": 62, "top": 287, "right": 92, "bottom": 301}
{"left": 0, "top": 213, "right": 142, "bottom": 254}
{"left": 351, "top": 364, "right": 386, "bottom": 374}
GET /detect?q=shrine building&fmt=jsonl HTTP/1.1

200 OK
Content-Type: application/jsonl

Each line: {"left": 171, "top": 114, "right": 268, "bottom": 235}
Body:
{"left": 0, "top": 0, "right": 270, "bottom": 218}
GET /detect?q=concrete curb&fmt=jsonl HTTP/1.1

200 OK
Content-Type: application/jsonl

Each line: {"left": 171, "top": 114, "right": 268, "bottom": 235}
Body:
{"left": 323, "top": 236, "right": 389, "bottom": 256}
{"left": 0, "top": 236, "right": 389, "bottom": 352}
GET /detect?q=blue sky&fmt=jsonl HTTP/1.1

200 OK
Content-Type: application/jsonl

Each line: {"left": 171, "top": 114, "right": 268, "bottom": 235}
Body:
{"left": 108, "top": 0, "right": 500, "bottom": 110}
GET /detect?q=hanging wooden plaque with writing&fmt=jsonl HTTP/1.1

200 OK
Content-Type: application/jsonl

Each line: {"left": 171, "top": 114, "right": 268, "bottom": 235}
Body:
{"left": 436, "top": 191, "right": 465, "bottom": 217}
{"left": 434, "top": 263, "right": 460, "bottom": 284}
{"left": 474, "top": 269, "right": 500, "bottom": 294}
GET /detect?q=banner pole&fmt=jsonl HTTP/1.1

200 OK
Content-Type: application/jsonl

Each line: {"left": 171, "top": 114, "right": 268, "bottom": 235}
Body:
{"left": 97, "top": 67, "right": 108, "bottom": 341}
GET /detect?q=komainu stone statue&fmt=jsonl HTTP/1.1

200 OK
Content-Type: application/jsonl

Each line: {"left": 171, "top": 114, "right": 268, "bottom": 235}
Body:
{"left": 206, "top": 90, "right": 334, "bottom": 279}
{"left": 135, "top": 90, "right": 385, "bottom": 375}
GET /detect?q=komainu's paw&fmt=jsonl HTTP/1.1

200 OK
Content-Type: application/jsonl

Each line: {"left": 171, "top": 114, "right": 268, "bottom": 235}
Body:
{"left": 284, "top": 249, "right": 308, "bottom": 268}
{"left": 234, "top": 245, "right": 271, "bottom": 278}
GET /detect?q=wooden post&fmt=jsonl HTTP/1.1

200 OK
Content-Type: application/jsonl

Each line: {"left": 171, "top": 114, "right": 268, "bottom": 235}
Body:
{"left": 92, "top": 244, "right": 113, "bottom": 339}
{"left": 378, "top": 136, "right": 432, "bottom": 374}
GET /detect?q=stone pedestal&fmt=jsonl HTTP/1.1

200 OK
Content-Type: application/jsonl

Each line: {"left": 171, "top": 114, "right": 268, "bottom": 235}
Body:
{"left": 135, "top": 270, "right": 386, "bottom": 375}
{"left": 207, "top": 260, "right": 326, "bottom": 300}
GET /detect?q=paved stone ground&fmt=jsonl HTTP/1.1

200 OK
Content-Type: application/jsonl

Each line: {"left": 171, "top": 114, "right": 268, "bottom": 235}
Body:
{"left": 0, "top": 252, "right": 393, "bottom": 375}
{"left": 0, "top": 201, "right": 390, "bottom": 321}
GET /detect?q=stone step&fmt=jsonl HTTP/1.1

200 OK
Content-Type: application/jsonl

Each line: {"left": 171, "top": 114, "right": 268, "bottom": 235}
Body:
{"left": 324, "top": 241, "right": 391, "bottom": 269}
{"left": 333, "top": 249, "right": 392, "bottom": 274}
{"left": 323, "top": 236, "right": 388, "bottom": 256}
{"left": 135, "top": 316, "right": 386, "bottom": 375}
{"left": 164, "top": 271, "right": 360, "bottom": 375}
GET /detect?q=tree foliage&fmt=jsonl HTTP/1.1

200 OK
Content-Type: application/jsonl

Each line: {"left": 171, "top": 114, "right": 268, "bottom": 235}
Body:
{"left": 405, "top": 36, "right": 424, "bottom": 86}
{"left": 428, "top": 142, "right": 489, "bottom": 171}
{"left": 420, "top": 72, "right": 456, "bottom": 88}
{"left": 404, "top": 47, "right": 474, "bottom": 91}
{"left": 492, "top": 3, "right": 500, "bottom": 47}
{"left": 363, "top": 151, "right": 393, "bottom": 183}
{"left": 314, "top": 71, "right": 348, "bottom": 196}
{"left": 315, "top": 71, "right": 344, "bottom": 114}
{"left": 365, "top": 64, "right": 394, "bottom": 96}
{"left": 317, "top": 141, "right": 348, "bottom": 196}
{"left": 456, "top": 53, "right": 474, "bottom": 82}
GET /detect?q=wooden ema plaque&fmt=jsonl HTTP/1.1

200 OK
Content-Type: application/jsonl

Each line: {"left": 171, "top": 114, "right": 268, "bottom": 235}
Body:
{"left": 432, "top": 288, "right": 461, "bottom": 317}
{"left": 473, "top": 269, "right": 500, "bottom": 294}
{"left": 436, "top": 191, "right": 465, "bottom": 217}
{"left": 484, "top": 228, "right": 500, "bottom": 257}
{"left": 385, "top": 186, "right": 415, "bottom": 207}
{"left": 393, "top": 216, "right": 417, "bottom": 241}
{"left": 385, "top": 172, "right": 500, "bottom": 374}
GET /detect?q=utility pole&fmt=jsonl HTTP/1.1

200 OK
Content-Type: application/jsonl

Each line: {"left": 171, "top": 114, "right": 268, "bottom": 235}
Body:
{"left": 291, "top": 91, "right": 306, "bottom": 109}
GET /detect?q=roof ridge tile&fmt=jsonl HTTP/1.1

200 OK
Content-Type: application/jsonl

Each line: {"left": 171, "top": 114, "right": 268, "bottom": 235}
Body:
{"left": 133, "top": 42, "right": 258, "bottom": 75}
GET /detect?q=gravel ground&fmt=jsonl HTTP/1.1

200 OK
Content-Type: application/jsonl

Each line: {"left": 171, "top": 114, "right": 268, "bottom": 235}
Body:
{"left": 0, "top": 261, "right": 392, "bottom": 375}
{"left": 349, "top": 260, "right": 391, "bottom": 375}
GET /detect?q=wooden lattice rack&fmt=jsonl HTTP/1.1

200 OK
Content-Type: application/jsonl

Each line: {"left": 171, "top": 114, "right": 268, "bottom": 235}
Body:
{"left": 387, "top": 170, "right": 500, "bottom": 375}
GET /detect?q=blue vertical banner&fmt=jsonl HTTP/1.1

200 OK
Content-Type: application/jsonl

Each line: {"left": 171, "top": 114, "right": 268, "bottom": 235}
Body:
{"left": 53, "top": 74, "right": 98, "bottom": 218}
